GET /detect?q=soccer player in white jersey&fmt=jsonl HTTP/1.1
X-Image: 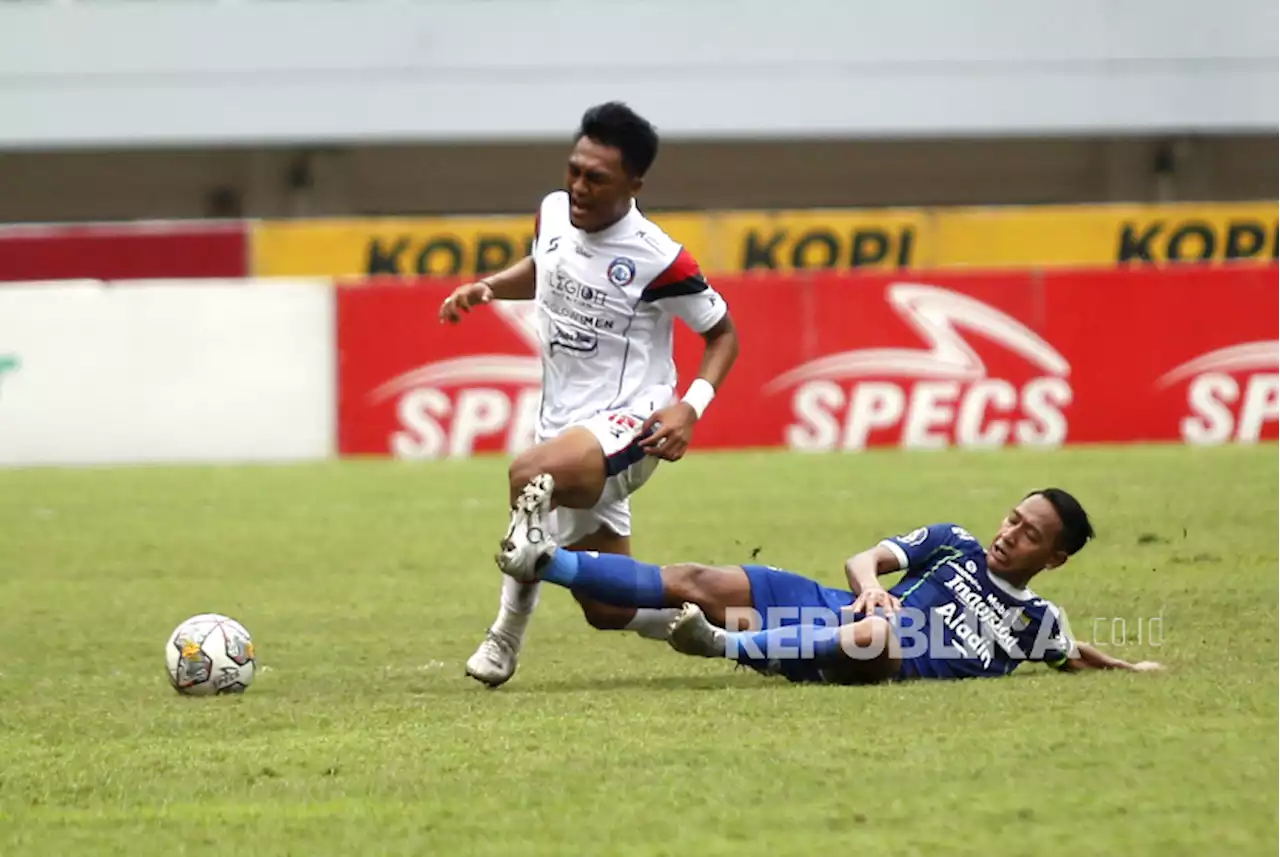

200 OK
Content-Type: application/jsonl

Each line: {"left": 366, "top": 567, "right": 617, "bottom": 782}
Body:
{"left": 439, "top": 102, "right": 741, "bottom": 687}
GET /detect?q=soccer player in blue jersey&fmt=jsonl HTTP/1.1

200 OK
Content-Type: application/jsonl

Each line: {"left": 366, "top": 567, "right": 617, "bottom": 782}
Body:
{"left": 495, "top": 475, "right": 1163, "bottom": 683}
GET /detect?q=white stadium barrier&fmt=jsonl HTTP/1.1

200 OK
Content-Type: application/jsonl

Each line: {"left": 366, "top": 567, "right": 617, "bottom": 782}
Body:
{"left": 0, "top": 279, "right": 334, "bottom": 466}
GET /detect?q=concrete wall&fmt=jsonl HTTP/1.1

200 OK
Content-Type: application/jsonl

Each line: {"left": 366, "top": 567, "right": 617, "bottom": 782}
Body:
{"left": 0, "top": 135, "right": 1273, "bottom": 223}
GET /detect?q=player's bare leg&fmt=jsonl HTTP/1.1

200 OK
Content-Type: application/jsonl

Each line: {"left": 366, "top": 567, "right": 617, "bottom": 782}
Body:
{"left": 467, "top": 429, "right": 661, "bottom": 687}
{"left": 507, "top": 427, "right": 612, "bottom": 510}
{"left": 565, "top": 528, "right": 681, "bottom": 640}
{"left": 496, "top": 506, "right": 757, "bottom": 630}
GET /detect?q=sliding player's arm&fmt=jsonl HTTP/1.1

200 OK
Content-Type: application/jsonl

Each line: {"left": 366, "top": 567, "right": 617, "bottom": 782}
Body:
{"left": 843, "top": 523, "right": 969, "bottom": 615}
{"left": 843, "top": 545, "right": 905, "bottom": 615}
{"left": 1058, "top": 641, "right": 1163, "bottom": 673}
{"left": 439, "top": 256, "right": 537, "bottom": 323}
{"left": 843, "top": 545, "right": 903, "bottom": 595}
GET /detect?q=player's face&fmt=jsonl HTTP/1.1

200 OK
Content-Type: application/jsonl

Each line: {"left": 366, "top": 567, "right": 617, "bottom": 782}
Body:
{"left": 987, "top": 494, "right": 1068, "bottom": 575}
{"left": 565, "top": 136, "right": 642, "bottom": 232}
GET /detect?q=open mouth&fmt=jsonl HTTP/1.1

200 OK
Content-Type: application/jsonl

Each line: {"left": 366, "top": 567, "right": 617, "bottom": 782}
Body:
{"left": 990, "top": 542, "right": 1010, "bottom": 563}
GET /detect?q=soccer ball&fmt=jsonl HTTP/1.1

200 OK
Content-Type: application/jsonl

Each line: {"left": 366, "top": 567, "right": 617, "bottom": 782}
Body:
{"left": 164, "top": 613, "right": 257, "bottom": 696}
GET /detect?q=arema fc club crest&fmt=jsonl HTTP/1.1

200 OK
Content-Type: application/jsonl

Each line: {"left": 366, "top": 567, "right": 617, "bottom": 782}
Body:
{"left": 607, "top": 257, "right": 636, "bottom": 287}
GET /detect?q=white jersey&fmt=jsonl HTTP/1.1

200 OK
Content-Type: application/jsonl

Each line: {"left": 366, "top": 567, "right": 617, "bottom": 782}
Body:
{"left": 531, "top": 191, "right": 727, "bottom": 437}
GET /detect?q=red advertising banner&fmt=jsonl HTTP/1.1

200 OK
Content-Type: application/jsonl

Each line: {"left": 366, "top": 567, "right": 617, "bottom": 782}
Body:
{"left": 0, "top": 221, "right": 248, "bottom": 282}
{"left": 336, "top": 266, "right": 1279, "bottom": 458}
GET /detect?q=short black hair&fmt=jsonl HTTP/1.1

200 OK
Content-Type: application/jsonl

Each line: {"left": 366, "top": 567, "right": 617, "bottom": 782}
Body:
{"left": 576, "top": 101, "right": 659, "bottom": 178}
{"left": 1028, "top": 488, "right": 1095, "bottom": 555}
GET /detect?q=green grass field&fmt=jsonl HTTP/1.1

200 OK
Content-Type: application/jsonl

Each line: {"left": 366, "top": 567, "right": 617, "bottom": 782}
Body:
{"left": 0, "top": 445, "right": 1276, "bottom": 856}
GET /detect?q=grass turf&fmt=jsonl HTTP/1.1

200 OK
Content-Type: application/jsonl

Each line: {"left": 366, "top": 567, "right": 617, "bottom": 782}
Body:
{"left": 0, "top": 445, "right": 1275, "bottom": 856}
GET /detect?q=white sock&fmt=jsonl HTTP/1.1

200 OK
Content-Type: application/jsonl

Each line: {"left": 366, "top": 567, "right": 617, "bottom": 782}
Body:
{"left": 492, "top": 577, "right": 540, "bottom": 645}
{"left": 624, "top": 607, "right": 680, "bottom": 641}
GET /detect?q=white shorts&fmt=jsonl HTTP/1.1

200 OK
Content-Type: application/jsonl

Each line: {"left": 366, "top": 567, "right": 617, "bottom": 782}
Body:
{"left": 540, "top": 407, "right": 664, "bottom": 547}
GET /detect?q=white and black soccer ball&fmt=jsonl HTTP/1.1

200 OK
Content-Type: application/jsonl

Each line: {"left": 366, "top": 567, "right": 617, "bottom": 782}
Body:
{"left": 165, "top": 613, "right": 257, "bottom": 696}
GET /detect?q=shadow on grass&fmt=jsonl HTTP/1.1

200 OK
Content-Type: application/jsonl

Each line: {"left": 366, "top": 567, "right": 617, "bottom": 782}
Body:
{"left": 411, "top": 671, "right": 783, "bottom": 696}
{"left": 506, "top": 673, "right": 774, "bottom": 694}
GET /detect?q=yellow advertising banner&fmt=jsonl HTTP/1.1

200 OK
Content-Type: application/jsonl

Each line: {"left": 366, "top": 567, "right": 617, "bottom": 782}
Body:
{"left": 930, "top": 201, "right": 1278, "bottom": 268}
{"left": 713, "top": 208, "right": 928, "bottom": 272}
{"left": 252, "top": 201, "right": 1277, "bottom": 277}
{"left": 253, "top": 213, "right": 714, "bottom": 279}
{"left": 721, "top": 201, "right": 1277, "bottom": 271}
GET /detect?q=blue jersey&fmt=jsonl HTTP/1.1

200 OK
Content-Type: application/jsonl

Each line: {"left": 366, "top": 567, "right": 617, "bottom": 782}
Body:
{"left": 881, "top": 523, "right": 1077, "bottom": 680}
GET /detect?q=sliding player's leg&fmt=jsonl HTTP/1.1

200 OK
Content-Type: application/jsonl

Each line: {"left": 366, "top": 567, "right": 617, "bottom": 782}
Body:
{"left": 528, "top": 544, "right": 901, "bottom": 683}
{"left": 668, "top": 605, "right": 902, "bottom": 685}
{"left": 534, "top": 549, "right": 756, "bottom": 627}
{"left": 498, "top": 478, "right": 844, "bottom": 633}
{"left": 560, "top": 523, "right": 679, "bottom": 640}
{"left": 524, "top": 533, "right": 899, "bottom": 684}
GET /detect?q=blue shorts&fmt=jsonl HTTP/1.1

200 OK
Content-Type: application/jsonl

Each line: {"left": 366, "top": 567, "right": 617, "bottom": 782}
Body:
{"left": 742, "top": 564, "right": 856, "bottom": 627}
{"left": 741, "top": 565, "right": 857, "bottom": 684}
{"left": 741, "top": 565, "right": 914, "bottom": 685}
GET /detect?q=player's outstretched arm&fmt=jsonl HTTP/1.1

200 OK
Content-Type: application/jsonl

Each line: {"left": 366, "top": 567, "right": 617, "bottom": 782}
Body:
{"left": 1061, "top": 641, "right": 1163, "bottom": 673}
{"left": 439, "top": 256, "right": 537, "bottom": 324}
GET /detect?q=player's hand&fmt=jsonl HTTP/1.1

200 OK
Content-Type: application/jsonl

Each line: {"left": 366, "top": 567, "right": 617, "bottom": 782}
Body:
{"left": 848, "top": 586, "right": 901, "bottom": 618}
{"left": 439, "top": 281, "right": 494, "bottom": 324}
{"left": 639, "top": 402, "right": 698, "bottom": 461}
{"left": 1129, "top": 661, "right": 1164, "bottom": 673}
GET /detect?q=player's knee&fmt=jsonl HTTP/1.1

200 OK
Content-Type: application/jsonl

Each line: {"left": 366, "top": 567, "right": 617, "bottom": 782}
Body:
{"left": 508, "top": 448, "right": 598, "bottom": 508}
{"left": 507, "top": 451, "right": 562, "bottom": 506}
{"left": 821, "top": 617, "right": 899, "bottom": 685}
{"left": 575, "top": 596, "right": 631, "bottom": 631}
{"left": 663, "top": 563, "right": 714, "bottom": 604}
{"left": 841, "top": 616, "right": 897, "bottom": 659}
{"left": 507, "top": 452, "right": 544, "bottom": 496}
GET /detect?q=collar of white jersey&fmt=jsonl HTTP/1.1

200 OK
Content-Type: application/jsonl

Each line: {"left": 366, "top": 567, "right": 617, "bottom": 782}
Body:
{"left": 985, "top": 568, "right": 1036, "bottom": 602}
{"left": 578, "top": 200, "right": 640, "bottom": 242}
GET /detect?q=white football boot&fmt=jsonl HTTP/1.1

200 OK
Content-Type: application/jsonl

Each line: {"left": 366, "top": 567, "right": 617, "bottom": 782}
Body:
{"left": 465, "top": 631, "right": 519, "bottom": 688}
{"left": 666, "top": 603, "right": 728, "bottom": 658}
{"left": 464, "top": 474, "right": 556, "bottom": 688}
{"left": 495, "top": 473, "right": 557, "bottom": 583}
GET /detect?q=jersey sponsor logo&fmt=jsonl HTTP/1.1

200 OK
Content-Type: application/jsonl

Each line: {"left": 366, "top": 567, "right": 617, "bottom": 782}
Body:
{"left": 940, "top": 570, "right": 1023, "bottom": 662}
{"left": 1155, "top": 340, "right": 1279, "bottom": 445}
{"left": 607, "top": 257, "right": 637, "bottom": 287}
{"left": 544, "top": 268, "right": 618, "bottom": 337}
{"left": 547, "top": 267, "right": 608, "bottom": 309}
{"left": 898, "top": 527, "right": 929, "bottom": 547}
{"left": 769, "top": 283, "right": 1072, "bottom": 451}
{"left": 548, "top": 322, "right": 599, "bottom": 357}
